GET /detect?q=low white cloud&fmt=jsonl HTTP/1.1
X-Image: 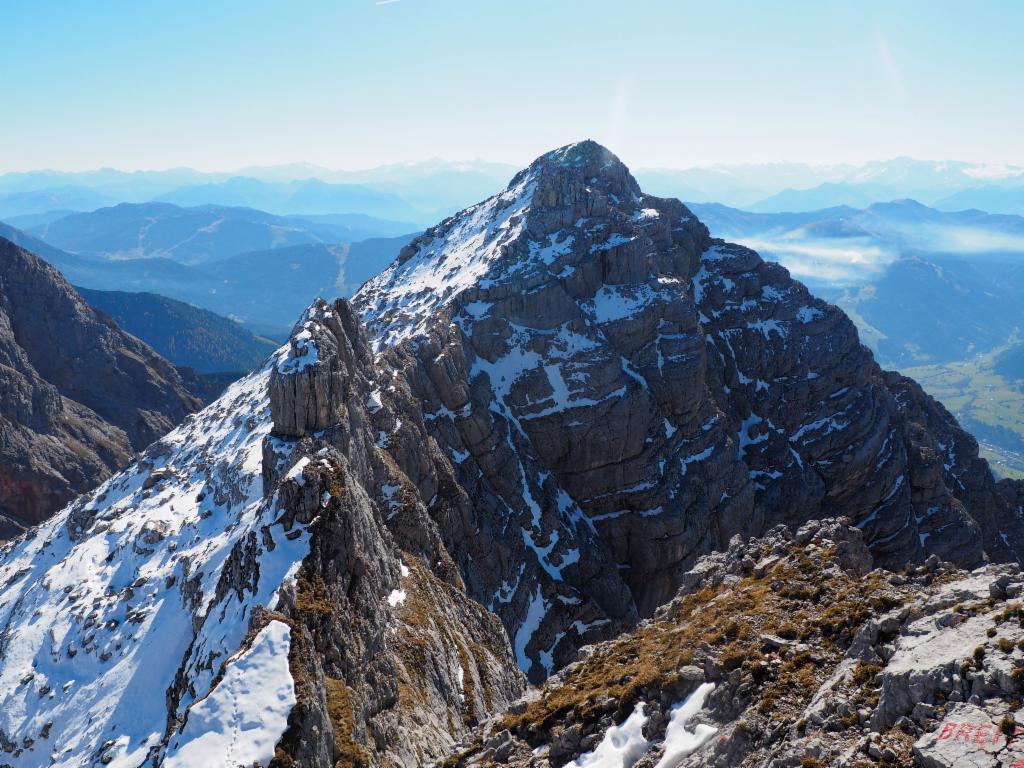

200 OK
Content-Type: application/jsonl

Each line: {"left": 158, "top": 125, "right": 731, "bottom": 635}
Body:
{"left": 727, "top": 232, "right": 896, "bottom": 285}
{"left": 919, "top": 225, "right": 1024, "bottom": 254}
{"left": 717, "top": 218, "right": 1024, "bottom": 287}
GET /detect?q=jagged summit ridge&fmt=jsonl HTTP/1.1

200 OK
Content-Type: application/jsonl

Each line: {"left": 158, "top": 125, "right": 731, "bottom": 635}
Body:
{"left": 356, "top": 140, "right": 661, "bottom": 349}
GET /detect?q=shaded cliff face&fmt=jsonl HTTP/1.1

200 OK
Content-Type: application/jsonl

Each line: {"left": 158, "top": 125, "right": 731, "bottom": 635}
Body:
{"left": 0, "top": 237, "right": 201, "bottom": 535}
{"left": 355, "top": 140, "right": 1024, "bottom": 682}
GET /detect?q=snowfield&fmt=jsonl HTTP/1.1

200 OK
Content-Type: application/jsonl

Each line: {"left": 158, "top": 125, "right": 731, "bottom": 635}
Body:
{"left": 164, "top": 620, "right": 295, "bottom": 767}
{"left": 357, "top": 171, "right": 538, "bottom": 349}
{"left": 564, "top": 684, "right": 717, "bottom": 768}
{"left": 0, "top": 358, "right": 312, "bottom": 767}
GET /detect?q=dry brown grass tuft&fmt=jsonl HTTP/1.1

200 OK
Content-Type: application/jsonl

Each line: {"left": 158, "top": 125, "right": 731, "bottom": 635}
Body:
{"left": 503, "top": 546, "right": 907, "bottom": 738}
{"left": 326, "top": 676, "right": 370, "bottom": 767}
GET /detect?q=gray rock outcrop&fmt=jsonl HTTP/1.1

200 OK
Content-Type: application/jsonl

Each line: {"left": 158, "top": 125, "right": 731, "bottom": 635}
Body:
{"left": 264, "top": 297, "right": 527, "bottom": 764}
{"left": 450, "top": 522, "right": 1024, "bottom": 767}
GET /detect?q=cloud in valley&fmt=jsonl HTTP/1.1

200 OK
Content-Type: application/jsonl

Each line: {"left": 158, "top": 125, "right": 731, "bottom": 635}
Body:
{"left": 722, "top": 233, "right": 896, "bottom": 286}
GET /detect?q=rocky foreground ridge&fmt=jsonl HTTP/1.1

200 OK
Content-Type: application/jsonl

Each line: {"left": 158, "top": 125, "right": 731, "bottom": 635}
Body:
{"left": 0, "top": 142, "right": 1022, "bottom": 767}
{"left": 0, "top": 302, "right": 526, "bottom": 767}
{"left": 452, "top": 520, "right": 1024, "bottom": 768}
{"left": 0, "top": 237, "right": 202, "bottom": 538}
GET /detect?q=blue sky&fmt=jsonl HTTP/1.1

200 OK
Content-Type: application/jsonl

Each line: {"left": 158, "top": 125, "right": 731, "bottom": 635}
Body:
{"left": 1, "top": 0, "right": 1022, "bottom": 171}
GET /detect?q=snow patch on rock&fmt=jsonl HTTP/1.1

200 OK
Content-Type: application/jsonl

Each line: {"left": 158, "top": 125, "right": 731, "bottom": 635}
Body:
{"left": 164, "top": 620, "right": 295, "bottom": 767}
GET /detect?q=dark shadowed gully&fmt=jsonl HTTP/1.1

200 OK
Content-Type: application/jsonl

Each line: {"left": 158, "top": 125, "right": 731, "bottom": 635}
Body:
{"left": 0, "top": 238, "right": 201, "bottom": 537}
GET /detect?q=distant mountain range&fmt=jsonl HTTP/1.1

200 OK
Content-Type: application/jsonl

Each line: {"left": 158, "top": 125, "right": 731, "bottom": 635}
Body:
{"left": 0, "top": 220, "right": 416, "bottom": 338}
{"left": 636, "top": 157, "right": 1024, "bottom": 212}
{"left": 934, "top": 184, "right": 1024, "bottom": 215}
{"left": 0, "top": 186, "right": 116, "bottom": 220}
{"left": 743, "top": 182, "right": 885, "bottom": 212}
{"left": 5, "top": 157, "right": 1024, "bottom": 224}
{"left": 740, "top": 182, "right": 1024, "bottom": 215}
{"left": 0, "top": 159, "right": 517, "bottom": 223}
{"left": 25, "top": 202, "right": 416, "bottom": 264}
{"left": 153, "top": 179, "right": 423, "bottom": 222}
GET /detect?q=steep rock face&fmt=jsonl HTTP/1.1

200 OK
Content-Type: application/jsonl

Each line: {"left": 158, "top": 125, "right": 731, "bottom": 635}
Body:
{"left": 0, "top": 237, "right": 201, "bottom": 536}
{"left": 355, "top": 140, "right": 1024, "bottom": 681}
{"left": 265, "top": 300, "right": 525, "bottom": 765}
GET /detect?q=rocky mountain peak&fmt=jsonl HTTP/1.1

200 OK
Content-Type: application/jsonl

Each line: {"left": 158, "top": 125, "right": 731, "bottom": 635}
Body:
{"left": 2, "top": 144, "right": 1024, "bottom": 767}
{"left": 353, "top": 142, "right": 1024, "bottom": 683}
{"left": 356, "top": 140, "right": 697, "bottom": 349}
{"left": 518, "top": 139, "right": 641, "bottom": 216}
{"left": 536, "top": 138, "right": 621, "bottom": 170}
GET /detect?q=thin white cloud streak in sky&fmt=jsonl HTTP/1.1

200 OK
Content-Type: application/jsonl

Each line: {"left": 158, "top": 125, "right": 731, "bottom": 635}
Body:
{"left": 603, "top": 77, "right": 630, "bottom": 153}
{"left": 873, "top": 30, "right": 907, "bottom": 97}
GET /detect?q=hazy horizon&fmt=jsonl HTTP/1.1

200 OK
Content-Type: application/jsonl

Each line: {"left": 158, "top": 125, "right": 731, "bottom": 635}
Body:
{"left": 3, "top": 153, "right": 1023, "bottom": 179}
{"left": 4, "top": 1, "right": 1023, "bottom": 173}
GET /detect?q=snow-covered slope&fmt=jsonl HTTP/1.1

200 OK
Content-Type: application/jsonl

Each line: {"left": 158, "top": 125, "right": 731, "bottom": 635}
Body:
{"left": 0, "top": 364, "right": 309, "bottom": 766}
{"left": 358, "top": 170, "right": 537, "bottom": 349}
